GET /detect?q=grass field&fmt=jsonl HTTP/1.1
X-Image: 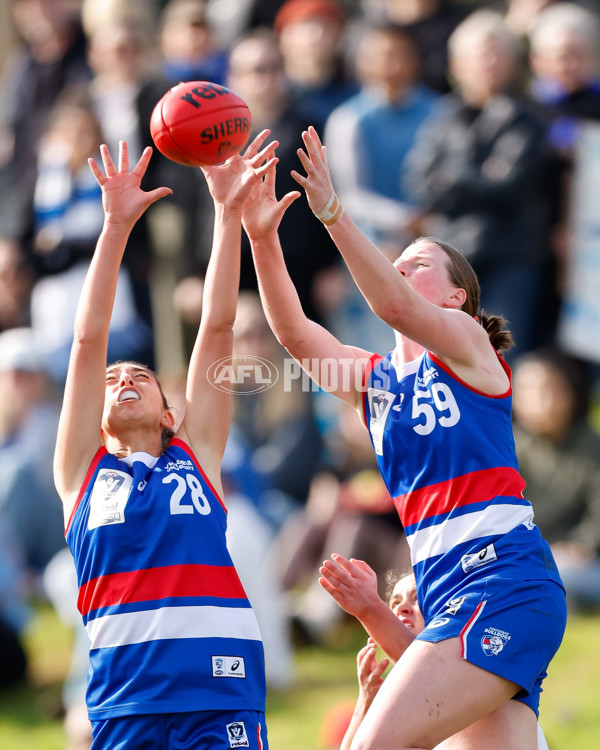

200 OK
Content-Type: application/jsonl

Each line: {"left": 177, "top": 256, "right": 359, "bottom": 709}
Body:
{"left": 0, "top": 604, "right": 598, "bottom": 750}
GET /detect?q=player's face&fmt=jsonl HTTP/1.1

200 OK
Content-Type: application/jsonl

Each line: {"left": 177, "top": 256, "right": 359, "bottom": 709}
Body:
{"left": 102, "top": 363, "right": 167, "bottom": 434}
{"left": 389, "top": 574, "right": 425, "bottom": 634}
{"left": 393, "top": 242, "right": 461, "bottom": 308}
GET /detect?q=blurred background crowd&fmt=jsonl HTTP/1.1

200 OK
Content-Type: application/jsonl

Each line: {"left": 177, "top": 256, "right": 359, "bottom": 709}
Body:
{"left": 1, "top": 0, "right": 600, "bottom": 748}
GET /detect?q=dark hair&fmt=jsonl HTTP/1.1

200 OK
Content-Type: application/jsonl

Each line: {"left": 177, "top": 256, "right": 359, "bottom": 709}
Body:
{"left": 366, "top": 20, "right": 420, "bottom": 50}
{"left": 106, "top": 360, "right": 175, "bottom": 451}
{"left": 407, "top": 236, "right": 515, "bottom": 354}
{"left": 229, "top": 27, "right": 284, "bottom": 66}
{"left": 513, "top": 347, "right": 592, "bottom": 422}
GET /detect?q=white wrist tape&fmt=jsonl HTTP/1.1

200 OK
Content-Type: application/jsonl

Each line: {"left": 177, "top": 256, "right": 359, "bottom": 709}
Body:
{"left": 314, "top": 190, "right": 344, "bottom": 226}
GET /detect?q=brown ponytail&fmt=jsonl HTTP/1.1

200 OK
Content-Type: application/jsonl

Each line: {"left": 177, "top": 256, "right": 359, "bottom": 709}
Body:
{"left": 477, "top": 309, "right": 514, "bottom": 355}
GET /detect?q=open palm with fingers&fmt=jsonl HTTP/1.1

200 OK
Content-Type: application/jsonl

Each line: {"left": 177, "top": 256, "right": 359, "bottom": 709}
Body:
{"left": 291, "top": 125, "right": 336, "bottom": 215}
{"left": 242, "top": 157, "right": 300, "bottom": 241}
{"left": 319, "top": 554, "right": 381, "bottom": 619}
{"left": 88, "top": 141, "right": 172, "bottom": 227}
{"left": 201, "top": 129, "right": 279, "bottom": 210}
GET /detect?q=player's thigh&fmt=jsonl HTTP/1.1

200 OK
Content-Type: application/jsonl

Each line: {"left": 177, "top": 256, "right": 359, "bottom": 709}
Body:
{"left": 434, "top": 699, "right": 537, "bottom": 750}
{"left": 351, "top": 637, "right": 522, "bottom": 750}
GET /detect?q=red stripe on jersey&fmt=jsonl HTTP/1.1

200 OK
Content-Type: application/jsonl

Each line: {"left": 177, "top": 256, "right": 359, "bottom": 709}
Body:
{"left": 428, "top": 351, "right": 512, "bottom": 399}
{"left": 395, "top": 466, "right": 526, "bottom": 527}
{"left": 170, "top": 438, "right": 227, "bottom": 512}
{"left": 66, "top": 447, "right": 108, "bottom": 535}
{"left": 78, "top": 563, "right": 246, "bottom": 616}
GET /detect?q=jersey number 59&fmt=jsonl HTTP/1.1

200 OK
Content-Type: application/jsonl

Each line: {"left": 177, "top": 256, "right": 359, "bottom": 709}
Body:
{"left": 412, "top": 383, "right": 460, "bottom": 435}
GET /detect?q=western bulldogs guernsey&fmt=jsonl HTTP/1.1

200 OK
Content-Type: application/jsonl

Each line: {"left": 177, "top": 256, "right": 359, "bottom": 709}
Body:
{"left": 66, "top": 438, "right": 266, "bottom": 721}
{"left": 364, "top": 349, "right": 563, "bottom": 623}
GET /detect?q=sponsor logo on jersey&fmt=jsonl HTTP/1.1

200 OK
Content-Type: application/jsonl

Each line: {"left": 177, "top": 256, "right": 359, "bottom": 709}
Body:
{"left": 429, "top": 617, "right": 450, "bottom": 628}
{"left": 417, "top": 366, "right": 438, "bottom": 388}
{"left": 481, "top": 626, "right": 511, "bottom": 656}
{"left": 212, "top": 655, "right": 246, "bottom": 678}
{"left": 226, "top": 721, "right": 250, "bottom": 748}
{"left": 164, "top": 458, "right": 194, "bottom": 473}
{"left": 444, "top": 596, "right": 465, "bottom": 615}
{"left": 392, "top": 394, "right": 405, "bottom": 412}
{"left": 461, "top": 543, "right": 498, "bottom": 574}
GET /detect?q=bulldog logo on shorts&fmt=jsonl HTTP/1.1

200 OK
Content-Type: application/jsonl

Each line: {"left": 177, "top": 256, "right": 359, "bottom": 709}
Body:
{"left": 481, "top": 626, "right": 511, "bottom": 656}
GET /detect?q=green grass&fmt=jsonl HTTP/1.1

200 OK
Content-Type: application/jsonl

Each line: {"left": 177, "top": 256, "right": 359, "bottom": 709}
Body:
{"left": 1, "top": 605, "right": 598, "bottom": 749}
{"left": 539, "top": 613, "right": 600, "bottom": 750}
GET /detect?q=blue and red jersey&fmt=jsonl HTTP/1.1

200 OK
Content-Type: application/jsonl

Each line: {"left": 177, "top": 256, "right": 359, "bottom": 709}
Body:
{"left": 363, "top": 349, "right": 563, "bottom": 621}
{"left": 66, "top": 438, "right": 266, "bottom": 720}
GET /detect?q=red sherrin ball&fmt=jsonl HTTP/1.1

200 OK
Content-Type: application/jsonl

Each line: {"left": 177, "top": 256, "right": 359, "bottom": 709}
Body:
{"left": 150, "top": 81, "right": 252, "bottom": 167}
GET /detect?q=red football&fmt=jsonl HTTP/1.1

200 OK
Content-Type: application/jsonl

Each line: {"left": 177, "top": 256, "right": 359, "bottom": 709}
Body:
{"left": 150, "top": 81, "right": 252, "bottom": 167}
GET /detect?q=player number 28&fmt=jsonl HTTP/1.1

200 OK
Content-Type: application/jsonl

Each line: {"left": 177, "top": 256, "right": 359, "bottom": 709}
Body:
{"left": 412, "top": 383, "right": 460, "bottom": 435}
{"left": 163, "top": 473, "right": 212, "bottom": 515}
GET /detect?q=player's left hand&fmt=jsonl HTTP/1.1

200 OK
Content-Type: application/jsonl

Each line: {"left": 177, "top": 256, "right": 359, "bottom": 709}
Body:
{"left": 201, "top": 129, "right": 278, "bottom": 210}
{"left": 318, "top": 554, "right": 382, "bottom": 619}
{"left": 291, "top": 126, "right": 336, "bottom": 216}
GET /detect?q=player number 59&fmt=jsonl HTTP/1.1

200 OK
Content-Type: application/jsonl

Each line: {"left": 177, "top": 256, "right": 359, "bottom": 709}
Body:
{"left": 412, "top": 384, "right": 460, "bottom": 435}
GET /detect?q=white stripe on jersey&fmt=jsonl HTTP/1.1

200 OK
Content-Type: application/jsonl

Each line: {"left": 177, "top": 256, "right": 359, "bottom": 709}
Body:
{"left": 87, "top": 605, "right": 263, "bottom": 649}
{"left": 407, "top": 503, "right": 534, "bottom": 565}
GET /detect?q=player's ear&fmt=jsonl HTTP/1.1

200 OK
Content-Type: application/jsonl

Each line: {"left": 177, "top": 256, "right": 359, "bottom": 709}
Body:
{"left": 161, "top": 408, "right": 176, "bottom": 432}
{"left": 448, "top": 286, "right": 467, "bottom": 308}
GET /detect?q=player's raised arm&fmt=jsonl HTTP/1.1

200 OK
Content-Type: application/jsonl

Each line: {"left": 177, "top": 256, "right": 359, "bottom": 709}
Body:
{"left": 292, "top": 127, "right": 492, "bottom": 369}
{"left": 242, "top": 156, "right": 373, "bottom": 412}
{"left": 177, "top": 131, "right": 277, "bottom": 487}
{"left": 54, "top": 143, "right": 172, "bottom": 522}
{"left": 319, "top": 555, "right": 415, "bottom": 662}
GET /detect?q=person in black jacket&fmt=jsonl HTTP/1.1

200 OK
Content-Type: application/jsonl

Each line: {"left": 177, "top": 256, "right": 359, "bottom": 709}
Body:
{"left": 172, "top": 27, "right": 340, "bottom": 357}
{"left": 403, "top": 9, "right": 554, "bottom": 360}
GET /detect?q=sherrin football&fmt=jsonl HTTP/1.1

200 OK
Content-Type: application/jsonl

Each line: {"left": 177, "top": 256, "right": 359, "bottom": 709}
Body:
{"left": 150, "top": 81, "right": 252, "bottom": 167}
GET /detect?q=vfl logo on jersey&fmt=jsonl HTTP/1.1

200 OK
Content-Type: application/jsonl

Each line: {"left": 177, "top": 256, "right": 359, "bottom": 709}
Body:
{"left": 367, "top": 388, "right": 396, "bottom": 455}
{"left": 461, "top": 543, "right": 498, "bottom": 574}
{"left": 416, "top": 366, "right": 438, "bottom": 388}
{"left": 212, "top": 655, "right": 246, "bottom": 678}
{"left": 481, "top": 627, "right": 511, "bottom": 656}
{"left": 444, "top": 596, "right": 465, "bottom": 616}
{"left": 88, "top": 469, "right": 133, "bottom": 529}
{"left": 226, "top": 721, "right": 250, "bottom": 748}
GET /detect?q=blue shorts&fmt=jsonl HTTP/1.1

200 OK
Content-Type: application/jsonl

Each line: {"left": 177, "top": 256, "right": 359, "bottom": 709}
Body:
{"left": 90, "top": 709, "right": 268, "bottom": 750}
{"left": 416, "top": 577, "right": 566, "bottom": 715}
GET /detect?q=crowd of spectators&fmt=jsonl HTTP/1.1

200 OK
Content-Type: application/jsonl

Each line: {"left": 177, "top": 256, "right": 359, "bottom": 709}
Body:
{"left": 1, "top": 0, "right": 600, "bottom": 747}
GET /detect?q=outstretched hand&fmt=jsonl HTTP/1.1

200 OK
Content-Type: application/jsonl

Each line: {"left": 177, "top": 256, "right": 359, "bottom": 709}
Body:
{"left": 319, "top": 554, "right": 382, "bottom": 620}
{"left": 242, "top": 149, "right": 300, "bottom": 241}
{"left": 357, "top": 638, "right": 389, "bottom": 705}
{"left": 291, "top": 126, "right": 336, "bottom": 215}
{"left": 201, "top": 129, "right": 280, "bottom": 210}
{"left": 88, "top": 141, "right": 172, "bottom": 227}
